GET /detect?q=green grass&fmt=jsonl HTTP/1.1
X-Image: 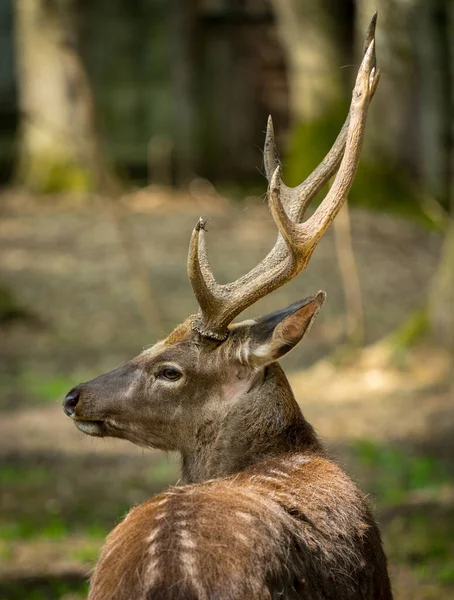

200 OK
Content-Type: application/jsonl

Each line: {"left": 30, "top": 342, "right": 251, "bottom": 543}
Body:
{"left": 0, "top": 454, "right": 179, "bottom": 545}
{"left": 0, "top": 506, "right": 125, "bottom": 543}
{"left": 147, "top": 458, "right": 179, "bottom": 485}
{"left": 0, "top": 360, "right": 177, "bottom": 598}
{"left": 70, "top": 540, "right": 102, "bottom": 564}
{"left": 386, "top": 511, "right": 454, "bottom": 586}
{"left": 20, "top": 373, "right": 79, "bottom": 404}
{"left": 0, "top": 543, "right": 13, "bottom": 561}
{"left": 1, "top": 515, "right": 73, "bottom": 542}
{"left": 0, "top": 465, "right": 51, "bottom": 487}
{"left": 0, "top": 369, "right": 94, "bottom": 409}
{"left": 353, "top": 439, "right": 451, "bottom": 505}
{"left": 0, "top": 577, "right": 89, "bottom": 600}
{"left": 0, "top": 437, "right": 452, "bottom": 596}
{"left": 352, "top": 440, "right": 454, "bottom": 588}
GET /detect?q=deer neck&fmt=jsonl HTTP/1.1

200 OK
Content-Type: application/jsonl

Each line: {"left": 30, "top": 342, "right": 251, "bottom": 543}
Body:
{"left": 181, "top": 363, "right": 322, "bottom": 484}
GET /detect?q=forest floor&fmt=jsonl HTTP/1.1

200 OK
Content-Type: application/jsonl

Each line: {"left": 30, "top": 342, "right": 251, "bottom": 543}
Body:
{"left": 0, "top": 187, "right": 453, "bottom": 600}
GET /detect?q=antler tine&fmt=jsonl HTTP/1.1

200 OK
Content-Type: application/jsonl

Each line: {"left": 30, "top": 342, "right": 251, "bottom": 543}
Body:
{"left": 267, "top": 41, "right": 378, "bottom": 267}
{"left": 303, "top": 40, "right": 380, "bottom": 246}
{"left": 272, "top": 39, "right": 380, "bottom": 263}
{"left": 187, "top": 219, "right": 229, "bottom": 340}
{"left": 263, "top": 114, "right": 346, "bottom": 224}
{"left": 364, "top": 12, "right": 377, "bottom": 63}
{"left": 263, "top": 116, "right": 282, "bottom": 183}
{"left": 188, "top": 16, "right": 379, "bottom": 341}
{"left": 268, "top": 166, "right": 307, "bottom": 257}
{"left": 270, "top": 39, "right": 380, "bottom": 262}
{"left": 261, "top": 14, "right": 378, "bottom": 224}
{"left": 285, "top": 12, "right": 378, "bottom": 223}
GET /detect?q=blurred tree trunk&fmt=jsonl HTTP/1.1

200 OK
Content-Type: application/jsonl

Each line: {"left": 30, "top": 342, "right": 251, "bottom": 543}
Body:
{"left": 334, "top": 204, "right": 364, "bottom": 346}
{"left": 15, "top": 0, "right": 159, "bottom": 328}
{"left": 171, "top": 0, "right": 198, "bottom": 184}
{"left": 355, "top": 0, "right": 419, "bottom": 171}
{"left": 429, "top": 222, "right": 454, "bottom": 350}
{"left": 427, "top": 0, "right": 454, "bottom": 350}
{"left": 54, "top": 8, "right": 162, "bottom": 331}
{"left": 417, "top": 0, "right": 451, "bottom": 201}
{"left": 356, "top": 1, "right": 454, "bottom": 349}
{"left": 14, "top": 0, "right": 94, "bottom": 192}
{"left": 356, "top": 0, "right": 451, "bottom": 204}
{"left": 270, "top": 0, "right": 345, "bottom": 124}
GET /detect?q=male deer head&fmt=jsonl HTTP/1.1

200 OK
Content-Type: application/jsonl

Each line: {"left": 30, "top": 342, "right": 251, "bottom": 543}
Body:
{"left": 63, "top": 16, "right": 379, "bottom": 484}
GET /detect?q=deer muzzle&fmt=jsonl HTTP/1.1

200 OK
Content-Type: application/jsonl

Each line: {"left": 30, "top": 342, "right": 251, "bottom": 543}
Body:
{"left": 62, "top": 362, "right": 142, "bottom": 437}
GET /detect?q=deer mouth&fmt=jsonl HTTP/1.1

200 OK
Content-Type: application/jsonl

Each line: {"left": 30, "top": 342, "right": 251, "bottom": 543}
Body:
{"left": 74, "top": 419, "right": 106, "bottom": 436}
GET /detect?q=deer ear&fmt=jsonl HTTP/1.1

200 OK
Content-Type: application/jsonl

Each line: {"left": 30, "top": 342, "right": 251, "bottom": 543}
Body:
{"left": 241, "top": 291, "right": 326, "bottom": 366}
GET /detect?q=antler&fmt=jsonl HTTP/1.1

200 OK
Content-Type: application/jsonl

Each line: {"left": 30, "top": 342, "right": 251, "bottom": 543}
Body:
{"left": 188, "top": 15, "right": 380, "bottom": 341}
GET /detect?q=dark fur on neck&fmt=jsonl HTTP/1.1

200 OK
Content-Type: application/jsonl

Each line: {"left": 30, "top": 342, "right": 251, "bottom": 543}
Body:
{"left": 182, "top": 363, "right": 322, "bottom": 483}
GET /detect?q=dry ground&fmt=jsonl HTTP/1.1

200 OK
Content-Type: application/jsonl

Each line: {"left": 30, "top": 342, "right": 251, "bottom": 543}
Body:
{"left": 0, "top": 188, "right": 453, "bottom": 599}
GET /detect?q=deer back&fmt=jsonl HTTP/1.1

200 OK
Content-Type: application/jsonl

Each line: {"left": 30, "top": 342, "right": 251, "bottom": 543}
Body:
{"left": 89, "top": 453, "right": 391, "bottom": 600}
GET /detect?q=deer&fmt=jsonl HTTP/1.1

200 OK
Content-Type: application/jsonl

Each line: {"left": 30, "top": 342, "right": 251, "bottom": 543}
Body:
{"left": 63, "top": 14, "right": 392, "bottom": 600}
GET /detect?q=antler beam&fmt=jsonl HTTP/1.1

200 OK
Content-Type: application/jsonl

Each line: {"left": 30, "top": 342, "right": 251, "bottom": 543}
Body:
{"left": 188, "top": 15, "right": 380, "bottom": 341}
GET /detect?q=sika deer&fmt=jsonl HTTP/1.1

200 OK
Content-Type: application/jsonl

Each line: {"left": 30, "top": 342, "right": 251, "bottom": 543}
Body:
{"left": 63, "top": 15, "right": 392, "bottom": 600}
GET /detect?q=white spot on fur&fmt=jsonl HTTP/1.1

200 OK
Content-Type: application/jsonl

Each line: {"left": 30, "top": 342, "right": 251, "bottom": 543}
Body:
{"left": 292, "top": 456, "right": 312, "bottom": 465}
{"left": 178, "top": 524, "right": 207, "bottom": 599}
{"left": 145, "top": 558, "right": 160, "bottom": 585}
{"left": 174, "top": 511, "right": 188, "bottom": 522}
{"left": 181, "top": 552, "right": 199, "bottom": 586}
{"left": 257, "top": 475, "right": 284, "bottom": 484}
{"left": 147, "top": 527, "right": 162, "bottom": 544}
{"left": 236, "top": 511, "right": 253, "bottom": 522}
{"left": 180, "top": 530, "right": 196, "bottom": 549}
{"left": 146, "top": 524, "right": 163, "bottom": 585}
{"left": 155, "top": 496, "right": 168, "bottom": 507}
{"left": 269, "top": 469, "right": 290, "bottom": 478}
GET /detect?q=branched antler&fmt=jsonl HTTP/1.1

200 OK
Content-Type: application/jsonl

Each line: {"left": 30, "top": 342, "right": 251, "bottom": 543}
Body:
{"left": 188, "top": 15, "right": 380, "bottom": 341}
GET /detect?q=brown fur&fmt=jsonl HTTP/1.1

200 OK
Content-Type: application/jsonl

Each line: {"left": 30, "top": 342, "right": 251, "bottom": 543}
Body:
{"left": 90, "top": 454, "right": 391, "bottom": 600}
{"left": 65, "top": 305, "right": 392, "bottom": 599}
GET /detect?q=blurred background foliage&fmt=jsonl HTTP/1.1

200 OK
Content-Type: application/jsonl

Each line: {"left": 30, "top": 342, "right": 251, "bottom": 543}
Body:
{"left": 2, "top": 0, "right": 451, "bottom": 199}
{"left": 0, "top": 0, "right": 453, "bottom": 599}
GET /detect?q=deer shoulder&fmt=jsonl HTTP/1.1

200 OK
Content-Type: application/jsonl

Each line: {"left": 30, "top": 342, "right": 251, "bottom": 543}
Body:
{"left": 90, "top": 454, "right": 389, "bottom": 600}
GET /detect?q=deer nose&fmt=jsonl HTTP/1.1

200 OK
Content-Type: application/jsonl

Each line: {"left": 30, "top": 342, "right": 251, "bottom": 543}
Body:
{"left": 63, "top": 387, "right": 80, "bottom": 417}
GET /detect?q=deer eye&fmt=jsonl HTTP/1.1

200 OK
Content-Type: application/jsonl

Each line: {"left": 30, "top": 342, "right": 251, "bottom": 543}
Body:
{"left": 160, "top": 368, "right": 182, "bottom": 381}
